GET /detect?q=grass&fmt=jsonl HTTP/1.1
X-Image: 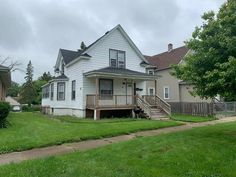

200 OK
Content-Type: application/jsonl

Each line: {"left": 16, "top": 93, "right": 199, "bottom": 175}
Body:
{"left": 0, "top": 112, "right": 181, "bottom": 154}
{"left": 1, "top": 120, "right": 236, "bottom": 176}
{"left": 171, "top": 113, "right": 216, "bottom": 122}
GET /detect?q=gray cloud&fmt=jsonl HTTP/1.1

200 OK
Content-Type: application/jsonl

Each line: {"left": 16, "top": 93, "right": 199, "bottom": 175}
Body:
{"left": 0, "top": 0, "right": 225, "bottom": 83}
{"left": 0, "top": 1, "right": 33, "bottom": 50}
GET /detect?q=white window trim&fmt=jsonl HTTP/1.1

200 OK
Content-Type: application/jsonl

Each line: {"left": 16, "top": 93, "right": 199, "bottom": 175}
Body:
{"left": 163, "top": 86, "right": 170, "bottom": 99}
{"left": 148, "top": 87, "right": 155, "bottom": 95}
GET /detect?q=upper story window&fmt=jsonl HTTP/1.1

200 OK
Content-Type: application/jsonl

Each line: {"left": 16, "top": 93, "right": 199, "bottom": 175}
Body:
{"left": 148, "top": 70, "right": 154, "bottom": 75}
{"left": 109, "top": 49, "right": 125, "bottom": 68}
{"left": 57, "top": 82, "right": 65, "bottom": 101}
{"left": 61, "top": 62, "right": 65, "bottom": 74}
{"left": 71, "top": 80, "right": 76, "bottom": 100}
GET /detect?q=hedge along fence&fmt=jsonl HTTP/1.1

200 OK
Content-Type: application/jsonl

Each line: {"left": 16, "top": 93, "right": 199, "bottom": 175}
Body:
{"left": 169, "top": 102, "right": 214, "bottom": 116}
{"left": 0, "top": 102, "right": 11, "bottom": 128}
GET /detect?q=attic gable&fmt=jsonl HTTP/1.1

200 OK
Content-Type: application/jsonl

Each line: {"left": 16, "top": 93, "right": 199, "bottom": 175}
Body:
{"left": 83, "top": 24, "right": 148, "bottom": 63}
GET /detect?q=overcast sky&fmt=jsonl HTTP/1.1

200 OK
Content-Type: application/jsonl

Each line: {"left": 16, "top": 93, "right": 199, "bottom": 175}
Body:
{"left": 0, "top": 0, "right": 225, "bottom": 83}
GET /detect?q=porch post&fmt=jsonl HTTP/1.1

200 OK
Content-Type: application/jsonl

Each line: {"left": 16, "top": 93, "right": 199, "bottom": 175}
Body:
{"left": 95, "top": 77, "right": 99, "bottom": 108}
{"left": 131, "top": 80, "right": 135, "bottom": 105}
{"left": 154, "top": 79, "right": 157, "bottom": 103}
{"left": 94, "top": 109, "right": 100, "bottom": 120}
{"left": 154, "top": 79, "right": 157, "bottom": 95}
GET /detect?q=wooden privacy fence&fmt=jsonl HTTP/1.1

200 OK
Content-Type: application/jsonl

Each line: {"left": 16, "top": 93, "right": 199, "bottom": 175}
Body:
{"left": 169, "top": 102, "right": 213, "bottom": 116}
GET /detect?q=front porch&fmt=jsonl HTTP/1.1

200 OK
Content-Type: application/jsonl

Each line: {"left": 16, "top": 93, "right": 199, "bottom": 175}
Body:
{"left": 84, "top": 67, "right": 157, "bottom": 120}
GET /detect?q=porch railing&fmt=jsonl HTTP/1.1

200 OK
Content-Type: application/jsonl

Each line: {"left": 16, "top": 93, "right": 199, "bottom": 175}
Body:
{"left": 86, "top": 94, "right": 135, "bottom": 108}
{"left": 143, "top": 95, "right": 171, "bottom": 115}
{"left": 136, "top": 95, "right": 152, "bottom": 118}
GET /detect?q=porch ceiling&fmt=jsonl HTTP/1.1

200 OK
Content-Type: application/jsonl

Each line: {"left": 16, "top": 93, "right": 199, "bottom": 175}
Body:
{"left": 84, "top": 67, "right": 157, "bottom": 80}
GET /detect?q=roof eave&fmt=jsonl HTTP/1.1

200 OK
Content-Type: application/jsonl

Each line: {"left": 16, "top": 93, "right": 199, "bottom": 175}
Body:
{"left": 84, "top": 72, "right": 157, "bottom": 80}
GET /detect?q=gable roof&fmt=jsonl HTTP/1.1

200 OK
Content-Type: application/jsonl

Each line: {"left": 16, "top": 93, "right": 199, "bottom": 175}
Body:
{"left": 56, "top": 24, "right": 148, "bottom": 68}
{"left": 145, "top": 46, "right": 189, "bottom": 71}
{"left": 60, "top": 49, "right": 91, "bottom": 65}
{"left": 82, "top": 24, "right": 148, "bottom": 63}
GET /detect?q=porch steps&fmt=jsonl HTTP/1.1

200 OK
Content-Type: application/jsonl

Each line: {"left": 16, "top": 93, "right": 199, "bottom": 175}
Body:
{"left": 150, "top": 106, "right": 169, "bottom": 120}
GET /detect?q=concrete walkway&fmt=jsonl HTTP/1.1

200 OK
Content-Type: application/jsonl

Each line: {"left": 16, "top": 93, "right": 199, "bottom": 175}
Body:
{"left": 0, "top": 117, "right": 236, "bottom": 166}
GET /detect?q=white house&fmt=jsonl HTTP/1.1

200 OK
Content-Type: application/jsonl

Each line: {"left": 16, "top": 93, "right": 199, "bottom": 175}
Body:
{"left": 41, "top": 25, "right": 169, "bottom": 120}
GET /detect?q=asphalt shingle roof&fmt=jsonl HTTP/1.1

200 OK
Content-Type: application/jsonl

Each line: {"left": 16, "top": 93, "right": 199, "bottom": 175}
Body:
{"left": 60, "top": 49, "right": 82, "bottom": 65}
{"left": 85, "top": 67, "right": 151, "bottom": 77}
{"left": 54, "top": 74, "right": 68, "bottom": 80}
{"left": 145, "top": 46, "right": 189, "bottom": 70}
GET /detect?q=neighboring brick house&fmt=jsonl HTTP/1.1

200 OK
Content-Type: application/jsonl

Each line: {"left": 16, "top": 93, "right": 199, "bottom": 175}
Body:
{"left": 0, "top": 65, "right": 11, "bottom": 101}
{"left": 145, "top": 44, "right": 210, "bottom": 103}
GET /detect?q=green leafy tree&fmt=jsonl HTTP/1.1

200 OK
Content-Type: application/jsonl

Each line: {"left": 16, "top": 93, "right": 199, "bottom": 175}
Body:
{"left": 20, "top": 61, "right": 37, "bottom": 106}
{"left": 80, "top": 41, "right": 86, "bottom": 50}
{"left": 38, "top": 72, "right": 53, "bottom": 82}
{"left": 172, "top": 0, "right": 236, "bottom": 101}
{"left": 33, "top": 80, "right": 47, "bottom": 105}
{"left": 6, "top": 81, "right": 21, "bottom": 97}
{"left": 32, "top": 72, "right": 53, "bottom": 104}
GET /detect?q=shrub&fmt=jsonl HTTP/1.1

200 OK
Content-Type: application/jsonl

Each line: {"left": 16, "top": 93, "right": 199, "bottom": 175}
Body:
{"left": 0, "top": 102, "right": 10, "bottom": 128}
{"left": 22, "top": 105, "right": 41, "bottom": 112}
{"left": 32, "top": 105, "right": 41, "bottom": 112}
{"left": 22, "top": 105, "right": 33, "bottom": 112}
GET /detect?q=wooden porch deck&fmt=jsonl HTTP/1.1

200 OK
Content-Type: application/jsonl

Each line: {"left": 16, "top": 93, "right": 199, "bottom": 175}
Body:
{"left": 86, "top": 95, "right": 136, "bottom": 110}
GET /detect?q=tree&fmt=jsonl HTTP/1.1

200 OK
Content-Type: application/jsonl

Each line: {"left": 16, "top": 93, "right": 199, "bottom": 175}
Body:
{"left": 0, "top": 56, "right": 22, "bottom": 72}
{"left": 172, "top": 0, "right": 236, "bottom": 101}
{"left": 33, "top": 79, "right": 47, "bottom": 105}
{"left": 80, "top": 41, "right": 86, "bottom": 50}
{"left": 33, "top": 72, "right": 53, "bottom": 104}
{"left": 20, "top": 61, "right": 37, "bottom": 106}
{"left": 38, "top": 72, "right": 53, "bottom": 82}
{"left": 6, "top": 81, "right": 21, "bottom": 97}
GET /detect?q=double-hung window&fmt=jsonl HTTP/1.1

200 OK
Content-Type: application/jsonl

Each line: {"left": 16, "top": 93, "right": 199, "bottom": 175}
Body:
{"left": 99, "top": 79, "right": 113, "bottom": 99}
{"left": 57, "top": 82, "right": 65, "bottom": 100}
{"left": 71, "top": 80, "right": 76, "bottom": 100}
{"left": 50, "top": 83, "right": 54, "bottom": 100}
{"left": 43, "top": 85, "right": 49, "bottom": 98}
{"left": 163, "top": 86, "right": 170, "bottom": 99}
{"left": 109, "top": 49, "right": 125, "bottom": 68}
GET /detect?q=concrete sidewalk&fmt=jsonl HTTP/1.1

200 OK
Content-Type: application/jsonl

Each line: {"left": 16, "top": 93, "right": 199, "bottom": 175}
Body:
{"left": 0, "top": 117, "right": 236, "bottom": 166}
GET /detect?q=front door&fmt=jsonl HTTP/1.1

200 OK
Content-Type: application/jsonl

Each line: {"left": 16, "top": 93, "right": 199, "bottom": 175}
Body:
{"left": 126, "top": 82, "right": 132, "bottom": 105}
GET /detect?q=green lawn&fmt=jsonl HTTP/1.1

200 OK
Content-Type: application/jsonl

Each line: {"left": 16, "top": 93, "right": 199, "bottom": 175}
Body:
{"left": 1, "top": 120, "right": 236, "bottom": 177}
{"left": 0, "top": 112, "right": 181, "bottom": 154}
{"left": 171, "top": 113, "right": 216, "bottom": 122}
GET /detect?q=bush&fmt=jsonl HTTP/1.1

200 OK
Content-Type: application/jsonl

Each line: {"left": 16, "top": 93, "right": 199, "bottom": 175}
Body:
{"left": 0, "top": 102, "right": 10, "bottom": 128}
{"left": 22, "top": 105, "right": 33, "bottom": 112}
{"left": 22, "top": 105, "right": 41, "bottom": 112}
{"left": 32, "top": 105, "right": 41, "bottom": 112}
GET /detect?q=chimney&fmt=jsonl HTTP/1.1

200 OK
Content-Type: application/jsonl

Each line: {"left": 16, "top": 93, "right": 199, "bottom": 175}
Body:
{"left": 168, "top": 43, "right": 173, "bottom": 52}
